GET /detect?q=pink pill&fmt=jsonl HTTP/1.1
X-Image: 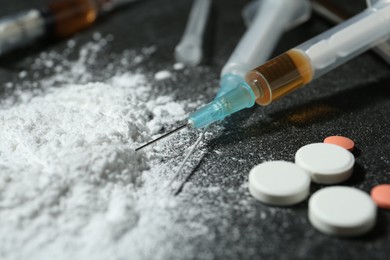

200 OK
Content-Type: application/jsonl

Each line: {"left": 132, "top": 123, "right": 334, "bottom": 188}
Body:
{"left": 371, "top": 184, "right": 390, "bottom": 209}
{"left": 324, "top": 136, "right": 355, "bottom": 151}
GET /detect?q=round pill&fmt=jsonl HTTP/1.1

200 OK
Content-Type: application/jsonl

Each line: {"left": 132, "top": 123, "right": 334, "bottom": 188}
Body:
{"left": 371, "top": 184, "right": 390, "bottom": 209}
{"left": 295, "top": 143, "right": 354, "bottom": 184}
{"left": 248, "top": 161, "right": 310, "bottom": 206}
{"left": 309, "top": 186, "right": 377, "bottom": 237}
{"left": 324, "top": 135, "right": 355, "bottom": 151}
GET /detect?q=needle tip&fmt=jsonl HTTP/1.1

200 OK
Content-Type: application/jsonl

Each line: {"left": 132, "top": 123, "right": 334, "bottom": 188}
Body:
{"left": 135, "top": 123, "right": 188, "bottom": 151}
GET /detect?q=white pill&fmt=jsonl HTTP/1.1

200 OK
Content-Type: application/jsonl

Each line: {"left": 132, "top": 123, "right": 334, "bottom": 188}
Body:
{"left": 295, "top": 143, "right": 354, "bottom": 184}
{"left": 248, "top": 161, "right": 310, "bottom": 206}
{"left": 309, "top": 186, "right": 376, "bottom": 237}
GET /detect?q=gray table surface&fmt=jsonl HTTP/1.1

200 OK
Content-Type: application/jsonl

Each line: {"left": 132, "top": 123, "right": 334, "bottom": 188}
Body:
{"left": 1, "top": 0, "right": 389, "bottom": 259}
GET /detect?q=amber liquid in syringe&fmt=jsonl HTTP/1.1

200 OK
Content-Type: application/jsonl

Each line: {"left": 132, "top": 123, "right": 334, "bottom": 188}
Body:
{"left": 245, "top": 49, "right": 314, "bottom": 106}
{"left": 45, "top": 0, "right": 99, "bottom": 38}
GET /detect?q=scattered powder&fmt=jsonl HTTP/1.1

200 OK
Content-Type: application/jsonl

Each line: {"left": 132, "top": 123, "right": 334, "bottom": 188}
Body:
{"left": 0, "top": 37, "right": 211, "bottom": 260}
{"left": 18, "top": 71, "right": 27, "bottom": 79}
{"left": 0, "top": 34, "right": 284, "bottom": 260}
{"left": 5, "top": 82, "right": 13, "bottom": 89}
{"left": 173, "top": 62, "right": 185, "bottom": 70}
{"left": 92, "top": 32, "right": 102, "bottom": 41}
{"left": 154, "top": 70, "right": 172, "bottom": 81}
{"left": 141, "top": 46, "right": 157, "bottom": 55}
{"left": 67, "top": 39, "right": 76, "bottom": 48}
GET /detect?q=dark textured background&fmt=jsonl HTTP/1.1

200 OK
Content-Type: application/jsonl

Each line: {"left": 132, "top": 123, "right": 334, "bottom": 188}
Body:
{"left": 1, "top": 0, "right": 389, "bottom": 259}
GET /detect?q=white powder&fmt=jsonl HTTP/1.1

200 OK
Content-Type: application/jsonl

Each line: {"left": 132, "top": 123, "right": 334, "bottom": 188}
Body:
{"left": 0, "top": 37, "right": 209, "bottom": 260}
{"left": 154, "top": 70, "right": 172, "bottom": 81}
{"left": 173, "top": 62, "right": 185, "bottom": 70}
{"left": 18, "top": 71, "right": 27, "bottom": 79}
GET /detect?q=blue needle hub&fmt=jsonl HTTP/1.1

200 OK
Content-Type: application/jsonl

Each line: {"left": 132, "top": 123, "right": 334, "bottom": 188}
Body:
{"left": 189, "top": 74, "right": 256, "bottom": 128}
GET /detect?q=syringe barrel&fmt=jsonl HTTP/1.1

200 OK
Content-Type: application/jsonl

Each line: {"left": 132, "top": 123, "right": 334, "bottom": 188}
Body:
{"left": 221, "top": 0, "right": 304, "bottom": 78}
{"left": 245, "top": 0, "right": 390, "bottom": 106}
{"left": 245, "top": 49, "right": 313, "bottom": 106}
{"left": 298, "top": 0, "right": 390, "bottom": 79}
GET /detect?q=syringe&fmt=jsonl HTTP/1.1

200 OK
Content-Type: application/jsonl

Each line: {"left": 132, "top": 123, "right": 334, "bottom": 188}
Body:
{"left": 189, "top": 0, "right": 390, "bottom": 129}
{"left": 137, "top": 0, "right": 390, "bottom": 152}
{"left": 0, "top": 0, "right": 139, "bottom": 55}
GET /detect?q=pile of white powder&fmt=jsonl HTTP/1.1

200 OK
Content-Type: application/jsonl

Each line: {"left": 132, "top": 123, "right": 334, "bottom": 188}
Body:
{"left": 0, "top": 36, "right": 211, "bottom": 259}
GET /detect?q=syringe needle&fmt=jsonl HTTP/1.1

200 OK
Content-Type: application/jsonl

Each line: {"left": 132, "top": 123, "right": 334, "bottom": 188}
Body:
{"left": 169, "top": 126, "right": 208, "bottom": 193}
{"left": 135, "top": 123, "right": 188, "bottom": 151}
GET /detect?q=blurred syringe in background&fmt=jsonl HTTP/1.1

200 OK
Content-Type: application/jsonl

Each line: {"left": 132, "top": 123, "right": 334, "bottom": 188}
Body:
{"left": 0, "top": 0, "right": 139, "bottom": 55}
